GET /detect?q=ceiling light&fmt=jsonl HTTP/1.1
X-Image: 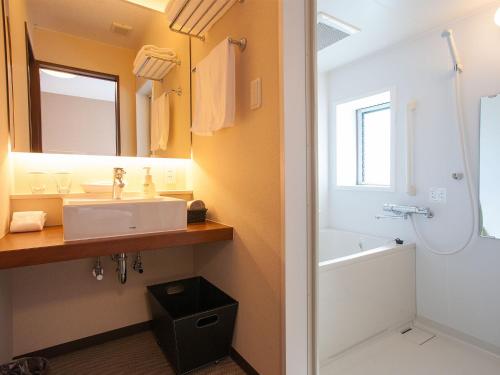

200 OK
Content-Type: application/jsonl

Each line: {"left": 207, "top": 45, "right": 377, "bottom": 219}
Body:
{"left": 123, "top": 0, "right": 170, "bottom": 13}
{"left": 40, "top": 69, "right": 76, "bottom": 79}
{"left": 495, "top": 8, "right": 500, "bottom": 27}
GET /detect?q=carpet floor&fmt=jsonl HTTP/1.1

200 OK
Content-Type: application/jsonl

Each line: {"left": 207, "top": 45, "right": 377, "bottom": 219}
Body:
{"left": 48, "top": 330, "right": 246, "bottom": 374}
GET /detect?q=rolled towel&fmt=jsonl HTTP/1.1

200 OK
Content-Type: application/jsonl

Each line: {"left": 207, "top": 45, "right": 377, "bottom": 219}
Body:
{"left": 187, "top": 200, "right": 206, "bottom": 211}
{"left": 10, "top": 211, "right": 47, "bottom": 233}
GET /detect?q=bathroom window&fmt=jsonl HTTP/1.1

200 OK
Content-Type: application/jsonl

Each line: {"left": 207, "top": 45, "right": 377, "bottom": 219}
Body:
{"left": 356, "top": 102, "right": 391, "bottom": 186}
{"left": 335, "top": 90, "right": 394, "bottom": 190}
{"left": 29, "top": 61, "right": 120, "bottom": 155}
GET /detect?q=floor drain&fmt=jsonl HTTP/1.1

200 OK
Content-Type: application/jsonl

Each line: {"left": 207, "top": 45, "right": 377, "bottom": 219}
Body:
{"left": 400, "top": 327, "right": 436, "bottom": 345}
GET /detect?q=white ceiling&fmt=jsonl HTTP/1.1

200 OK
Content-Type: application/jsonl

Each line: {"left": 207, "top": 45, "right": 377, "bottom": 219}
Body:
{"left": 40, "top": 69, "right": 117, "bottom": 102}
{"left": 27, "top": 0, "right": 164, "bottom": 50}
{"left": 318, "top": 0, "right": 498, "bottom": 72}
{"left": 124, "top": 0, "right": 169, "bottom": 12}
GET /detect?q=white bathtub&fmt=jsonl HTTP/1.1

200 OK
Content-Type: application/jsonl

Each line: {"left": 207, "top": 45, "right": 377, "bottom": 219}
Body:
{"left": 318, "top": 229, "right": 416, "bottom": 365}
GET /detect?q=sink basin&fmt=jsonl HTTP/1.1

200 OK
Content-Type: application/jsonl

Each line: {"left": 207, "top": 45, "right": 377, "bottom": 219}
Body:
{"left": 63, "top": 197, "right": 187, "bottom": 242}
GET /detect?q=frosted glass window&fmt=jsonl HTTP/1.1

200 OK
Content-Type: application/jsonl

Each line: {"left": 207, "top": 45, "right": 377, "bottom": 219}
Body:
{"left": 335, "top": 90, "right": 393, "bottom": 190}
{"left": 356, "top": 103, "right": 391, "bottom": 186}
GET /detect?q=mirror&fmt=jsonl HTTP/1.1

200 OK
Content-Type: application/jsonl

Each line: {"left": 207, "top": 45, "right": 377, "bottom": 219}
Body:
{"left": 3, "top": 0, "right": 191, "bottom": 158}
{"left": 480, "top": 94, "right": 500, "bottom": 239}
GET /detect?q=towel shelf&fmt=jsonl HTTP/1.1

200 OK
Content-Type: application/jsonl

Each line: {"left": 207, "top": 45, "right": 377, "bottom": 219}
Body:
{"left": 135, "top": 55, "right": 181, "bottom": 82}
{"left": 168, "top": 0, "right": 244, "bottom": 40}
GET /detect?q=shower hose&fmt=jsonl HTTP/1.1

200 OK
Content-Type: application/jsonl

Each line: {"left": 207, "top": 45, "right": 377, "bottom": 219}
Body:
{"left": 410, "top": 70, "right": 476, "bottom": 255}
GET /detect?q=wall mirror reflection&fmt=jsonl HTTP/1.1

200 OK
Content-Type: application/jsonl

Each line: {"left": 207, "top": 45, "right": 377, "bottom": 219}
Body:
{"left": 3, "top": 0, "right": 192, "bottom": 158}
{"left": 480, "top": 94, "right": 500, "bottom": 239}
{"left": 36, "top": 64, "right": 120, "bottom": 155}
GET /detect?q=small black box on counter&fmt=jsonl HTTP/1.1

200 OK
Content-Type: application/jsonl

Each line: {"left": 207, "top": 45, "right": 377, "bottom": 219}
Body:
{"left": 187, "top": 208, "right": 207, "bottom": 223}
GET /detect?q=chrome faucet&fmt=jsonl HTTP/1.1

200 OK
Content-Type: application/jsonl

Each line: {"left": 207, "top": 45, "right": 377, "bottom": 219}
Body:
{"left": 376, "top": 203, "right": 433, "bottom": 220}
{"left": 112, "top": 167, "right": 126, "bottom": 200}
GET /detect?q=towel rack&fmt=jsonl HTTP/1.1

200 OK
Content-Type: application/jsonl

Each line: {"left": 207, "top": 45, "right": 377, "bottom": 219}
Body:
{"left": 135, "top": 55, "right": 181, "bottom": 81}
{"left": 191, "top": 37, "right": 246, "bottom": 72}
{"left": 169, "top": 0, "right": 244, "bottom": 40}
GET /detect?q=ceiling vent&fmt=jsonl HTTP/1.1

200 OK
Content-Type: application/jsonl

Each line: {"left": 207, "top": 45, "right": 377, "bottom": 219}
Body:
{"left": 317, "top": 12, "right": 359, "bottom": 51}
{"left": 111, "top": 22, "right": 133, "bottom": 36}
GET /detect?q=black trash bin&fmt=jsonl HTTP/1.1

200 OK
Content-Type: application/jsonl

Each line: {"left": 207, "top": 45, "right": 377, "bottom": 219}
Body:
{"left": 0, "top": 357, "right": 49, "bottom": 375}
{"left": 147, "top": 277, "right": 238, "bottom": 375}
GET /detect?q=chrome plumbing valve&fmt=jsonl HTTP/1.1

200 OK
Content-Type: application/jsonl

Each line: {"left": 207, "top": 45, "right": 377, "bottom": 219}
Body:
{"left": 92, "top": 257, "right": 104, "bottom": 281}
{"left": 133, "top": 252, "right": 144, "bottom": 274}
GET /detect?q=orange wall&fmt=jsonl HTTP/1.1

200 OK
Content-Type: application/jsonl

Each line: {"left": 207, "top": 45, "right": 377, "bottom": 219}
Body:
{"left": 11, "top": 250, "right": 194, "bottom": 355}
{"left": 191, "top": 1, "right": 283, "bottom": 374}
{"left": 0, "top": 0, "right": 13, "bottom": 362}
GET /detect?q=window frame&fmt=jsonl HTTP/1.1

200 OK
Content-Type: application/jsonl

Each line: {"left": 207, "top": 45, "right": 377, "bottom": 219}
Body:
{"left": 356, "top": 102, "right": 391, "bottom": 186}
{"left": 332, "top": 87, "right": 396, "bottom": 192}
{"left": 28, "top": 59, "right": 121, "bottom": 155}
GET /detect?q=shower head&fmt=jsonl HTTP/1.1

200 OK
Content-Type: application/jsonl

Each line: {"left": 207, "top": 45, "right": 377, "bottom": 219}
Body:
{"left": 441, "top": 29, "right": 463, "bottom": 73}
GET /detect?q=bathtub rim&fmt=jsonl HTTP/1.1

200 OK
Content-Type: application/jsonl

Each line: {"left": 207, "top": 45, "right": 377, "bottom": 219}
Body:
{"left": 319, "top": 242, "right": 416, "bottom": 272}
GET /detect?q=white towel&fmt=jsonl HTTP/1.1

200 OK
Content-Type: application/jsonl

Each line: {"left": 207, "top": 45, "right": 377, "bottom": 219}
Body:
{"left": 166, "top": 0, "right": 237, "bottom": 36}
{"left": 133, "top": 45, "right": 176, "bottom": 69}
{"left": 192, "top": 38, "right": 235, "bottom": 136}
{"left": 10, "top": 211, "right": 47, "bottom": 233}
{"left": 150, "top": 92, "right": 170, "bottom": 152}
{"left": 133, "top": 45, "right": 177, "bottom": 80}
{"left": 187, "top": 200, "right": 206, "bottom": 211}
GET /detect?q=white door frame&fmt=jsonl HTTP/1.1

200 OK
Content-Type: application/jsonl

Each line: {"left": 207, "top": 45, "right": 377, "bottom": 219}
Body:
{"left": 281, "top": 0, "right": 315, "bottom": 373}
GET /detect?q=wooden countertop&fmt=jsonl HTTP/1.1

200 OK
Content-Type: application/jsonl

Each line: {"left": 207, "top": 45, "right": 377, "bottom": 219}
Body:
{"left": 0, "top": 221, "right": 233, "bottom": 269}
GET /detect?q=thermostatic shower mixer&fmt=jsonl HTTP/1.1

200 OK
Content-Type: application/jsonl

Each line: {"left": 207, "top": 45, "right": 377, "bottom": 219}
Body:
{"left": 376, "top": 204, "right": 433, "bottom": 220}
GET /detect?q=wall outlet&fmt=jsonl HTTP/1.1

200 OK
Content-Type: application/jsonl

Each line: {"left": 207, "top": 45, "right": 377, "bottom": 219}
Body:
{"left": 166, "top": 169, "right": 176, "bottom": 186}
{"left": 429, "top": 187, "right": 447, "bottom": 203}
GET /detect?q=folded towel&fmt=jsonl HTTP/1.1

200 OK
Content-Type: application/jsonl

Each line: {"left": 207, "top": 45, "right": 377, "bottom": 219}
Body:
{"left": 133, "top": 45, "right": 176, "bottom": 69}
{"left": 10, "top": 211, "right": 47, "bottom": 233}
{"left": 192, "top": 38, "right": 235, "bottom": 136}
{"left": 166, "top": 0, "right": 237, "bottom": 36}
{"left": 150, "top": 92, "right": 170, "bottom": 152}
{"left": 133, "top": 45, "right": 177, "bottom": 80}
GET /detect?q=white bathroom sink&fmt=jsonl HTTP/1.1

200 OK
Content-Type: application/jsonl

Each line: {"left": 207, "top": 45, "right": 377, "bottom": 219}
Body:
{"left": 63, "top": 197, "right": 187, "bottom": 242}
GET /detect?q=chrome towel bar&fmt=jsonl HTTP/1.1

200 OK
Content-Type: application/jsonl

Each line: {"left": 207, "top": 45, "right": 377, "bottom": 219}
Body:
{"left": 191, "top": 37, "right": 246, "bottom": 72}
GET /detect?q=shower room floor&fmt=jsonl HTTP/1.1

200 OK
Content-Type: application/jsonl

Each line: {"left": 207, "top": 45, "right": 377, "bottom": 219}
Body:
{"left": 320, "top": 326, "right": 500, "bottom": 375}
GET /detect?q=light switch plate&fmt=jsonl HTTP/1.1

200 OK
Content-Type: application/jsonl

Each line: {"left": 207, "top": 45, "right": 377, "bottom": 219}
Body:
{"left": 250, "top": 78, "right": 262, "bottom": 110}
